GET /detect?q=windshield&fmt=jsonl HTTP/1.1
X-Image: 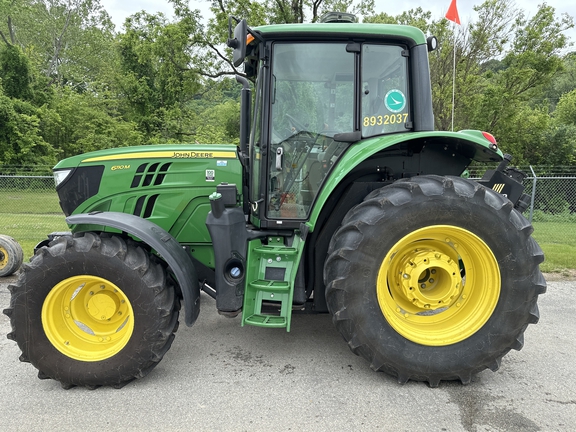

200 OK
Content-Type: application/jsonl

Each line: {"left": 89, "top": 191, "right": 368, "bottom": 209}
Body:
{"left": 268, "top": 43, "right": 353, "bottom": 219}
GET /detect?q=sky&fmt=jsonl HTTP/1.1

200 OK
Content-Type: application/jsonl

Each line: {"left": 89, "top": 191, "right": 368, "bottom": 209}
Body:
{"left": 100, "top": 0, "right": 576, "bottom": 46}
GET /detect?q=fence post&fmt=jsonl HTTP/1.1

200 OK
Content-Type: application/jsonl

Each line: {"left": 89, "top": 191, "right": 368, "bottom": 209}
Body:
{"left": 529, "top": 166, "right": 537, "bottom": 223}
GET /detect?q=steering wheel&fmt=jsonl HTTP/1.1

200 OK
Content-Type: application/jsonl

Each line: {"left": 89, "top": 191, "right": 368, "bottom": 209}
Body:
{"left": 284, "top": 114, "right": 306, "bottom": 132}
{"left": 285, "top": 113, "right": 308, "bottom": 134}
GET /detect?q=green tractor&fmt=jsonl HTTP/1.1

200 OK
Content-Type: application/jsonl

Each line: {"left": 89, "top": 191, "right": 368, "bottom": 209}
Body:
{"left": 4, "top": 13, "right": 545, "bottom": 389}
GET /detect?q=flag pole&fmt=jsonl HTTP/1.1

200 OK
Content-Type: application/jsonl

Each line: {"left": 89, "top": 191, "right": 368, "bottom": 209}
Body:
{"left": 451, "top": 23, "right": 456, "bottom": 132}
{"left": 445, "top": 0, "right": 460, "bottom": 131}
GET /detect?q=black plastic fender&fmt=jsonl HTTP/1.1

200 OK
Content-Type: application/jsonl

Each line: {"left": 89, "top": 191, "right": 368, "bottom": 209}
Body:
{"left": 66, "top": 212, "right": 200, "bottom": 326}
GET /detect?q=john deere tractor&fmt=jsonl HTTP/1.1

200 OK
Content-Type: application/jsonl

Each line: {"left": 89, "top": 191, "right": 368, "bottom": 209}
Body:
{"left": 4, "top": 12, "right": 545, "bottom": 389}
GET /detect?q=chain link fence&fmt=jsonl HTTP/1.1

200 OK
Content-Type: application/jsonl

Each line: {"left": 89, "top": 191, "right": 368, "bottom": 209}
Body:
{"left": 0, "top": 173, "right": 68, "bottom": 259}
{"left": 1, "top": 165, "right": 575, "bottom": 269}
{"left": 468, "top": 165, "right": 576, "bottom": 225}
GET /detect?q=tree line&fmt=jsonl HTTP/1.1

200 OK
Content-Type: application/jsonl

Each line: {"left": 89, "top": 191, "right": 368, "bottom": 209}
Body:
{"left": 0, "top": 0, "right": 575, "bottom": 172}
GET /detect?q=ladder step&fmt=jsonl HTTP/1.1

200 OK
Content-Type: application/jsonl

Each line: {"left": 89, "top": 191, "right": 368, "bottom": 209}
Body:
{"left": 242, "top": 284, "right": 291, "bottom": 330}
{"left": 243, "top": 314, "right": 287, "bottom": 328}
{"left": 248, "top": 279, "right": 290, "bottom": 291}
{"left": 252, "top": 246, "right": 298, "bottom": 256}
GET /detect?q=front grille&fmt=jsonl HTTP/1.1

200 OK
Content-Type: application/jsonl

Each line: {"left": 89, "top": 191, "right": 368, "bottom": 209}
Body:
{"left": 57, "top": 166, "right": 104, "bottom": 216}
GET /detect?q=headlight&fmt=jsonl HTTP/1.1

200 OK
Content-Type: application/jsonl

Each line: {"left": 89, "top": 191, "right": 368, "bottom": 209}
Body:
{"left": 53, "top": 169, "right": 73, "bottom": 187}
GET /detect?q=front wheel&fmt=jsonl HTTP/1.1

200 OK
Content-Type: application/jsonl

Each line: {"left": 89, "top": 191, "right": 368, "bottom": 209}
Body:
{"left": 3, "top": 232, "right": 180, "bottom": 389}
{"left": 324, "top": 175, "right": 546, "bottom": 386}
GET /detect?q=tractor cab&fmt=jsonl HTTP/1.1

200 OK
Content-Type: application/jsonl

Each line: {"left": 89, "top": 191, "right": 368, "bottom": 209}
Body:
{"left": 227, "top": 16, "right": 435, "bottom": 229}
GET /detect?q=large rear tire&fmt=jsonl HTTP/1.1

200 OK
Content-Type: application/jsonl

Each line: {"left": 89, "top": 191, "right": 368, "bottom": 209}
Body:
{"left": 324, "top": 175, "right": 546, "bottom": 387}
{"left": 0, "top": 235, "right": 24, "bottom": 277}
{"left": 3, "top": 232, "right": 179, "bottom": 389}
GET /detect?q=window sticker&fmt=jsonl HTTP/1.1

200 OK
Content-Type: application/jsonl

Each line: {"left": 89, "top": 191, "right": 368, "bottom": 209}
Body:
{"left": 384, "top": 89, "right": 406, "bottom": 113}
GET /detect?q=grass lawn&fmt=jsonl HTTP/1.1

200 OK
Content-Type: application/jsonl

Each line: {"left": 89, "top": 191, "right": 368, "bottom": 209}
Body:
{"left": 0, "top": 213, "right": 69, "bottom": 259}
{"left": 0, "top": 189, "right": 67, "bottom": 259}
{"left": 0, "top": 190, "right": 62, "bottom": 213}
{"left": 532, "top": 222, "right": 576, "bottom": 273}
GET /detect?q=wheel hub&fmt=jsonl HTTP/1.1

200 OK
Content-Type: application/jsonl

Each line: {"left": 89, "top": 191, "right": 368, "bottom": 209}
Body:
{"left": 88, "top": 291, "right": 120, "bottom": 321}
{"left": 400, "top": 249, "right": 462, "bottom": 309}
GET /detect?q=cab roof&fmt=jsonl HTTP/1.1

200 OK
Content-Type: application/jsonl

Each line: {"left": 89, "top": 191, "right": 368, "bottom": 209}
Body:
{"left": 253, "top": 22, "right": 427, "bottom": 47}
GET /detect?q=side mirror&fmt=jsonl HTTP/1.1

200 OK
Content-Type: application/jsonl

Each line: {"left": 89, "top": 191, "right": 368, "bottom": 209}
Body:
{"left": 227, "top": 17, "right": 247, "bottom": 67}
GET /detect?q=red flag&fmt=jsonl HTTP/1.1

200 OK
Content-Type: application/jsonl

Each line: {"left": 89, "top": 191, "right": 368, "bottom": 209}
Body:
{"left": 445, "top": 0, "right": 460, "bottom": 24}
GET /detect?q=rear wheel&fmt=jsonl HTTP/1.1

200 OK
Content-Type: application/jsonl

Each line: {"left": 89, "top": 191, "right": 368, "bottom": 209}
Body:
{"left": 0, "top": 235, "right": 24, "bottom": 277}
{"left": 324, "top": 175, "right": 546, "bottom": 386}
{"left": 3, "top": 232, "right": 179, "bottom": 388}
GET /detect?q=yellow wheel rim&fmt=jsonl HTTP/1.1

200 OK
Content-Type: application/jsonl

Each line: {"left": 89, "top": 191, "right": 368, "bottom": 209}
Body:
{"left": 42, "top": 276, "right": 134, "bottom": 361}
{"left": 0, "top": 245, "right": 8, "bottom": 270}
{"left": 377, "top": 225, "right": 500, "bottom": 346}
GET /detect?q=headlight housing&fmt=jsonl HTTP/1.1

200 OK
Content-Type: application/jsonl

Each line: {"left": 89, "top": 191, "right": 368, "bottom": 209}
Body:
{"left": 53, "top": 169, "right": 73, "bottom": 187}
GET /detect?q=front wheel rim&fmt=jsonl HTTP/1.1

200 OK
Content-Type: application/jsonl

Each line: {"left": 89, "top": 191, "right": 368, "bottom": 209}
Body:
{"left": 42, "top": 275, "right": 135, "bottom": 361}
{"left": 377, "top": 225, "right": 500, "bottom": 346}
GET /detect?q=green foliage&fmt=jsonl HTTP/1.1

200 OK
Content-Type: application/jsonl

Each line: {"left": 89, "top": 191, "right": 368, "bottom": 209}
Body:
{"left": 0, "top": 86, "right": 57, "bottom": 166}
{"left": 364, "top": 7, "right": 432, "bottom": 33}
{"left": 0, "top": 44, "right": 32, "bottom": 99}
{"left": 0, "top": 0, "right": 575, "bottom": 169}
{"left": 555, "top": 89, "right": 576, "bottom": 125}
{"left": 542, "top": 52, "right": 576, "bottom": 109}
{"left": 47, "top": 88, "right": 144, "bottom": 158}
{"left": 116, "top": 11, "right": 203, "bottom": 141}
{"left": 0, "top": 0, "right": 116, "bottom": 87}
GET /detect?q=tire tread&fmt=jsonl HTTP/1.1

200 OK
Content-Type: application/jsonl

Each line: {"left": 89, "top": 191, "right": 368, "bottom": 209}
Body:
{"left": 324, "top": 175, "right": 546, "bottom": 386}
{"left": 3, "top": 233, "right": 180, "bottom": 389}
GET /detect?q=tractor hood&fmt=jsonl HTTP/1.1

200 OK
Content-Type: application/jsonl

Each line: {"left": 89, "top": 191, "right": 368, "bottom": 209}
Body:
{"left": 52, "top": 144, "right": 242, "bottom": 222}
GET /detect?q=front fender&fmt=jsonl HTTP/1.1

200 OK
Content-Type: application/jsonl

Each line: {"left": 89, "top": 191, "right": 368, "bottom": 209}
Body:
{"left": 66, "top": 212, "right": 200, "bottom": 327}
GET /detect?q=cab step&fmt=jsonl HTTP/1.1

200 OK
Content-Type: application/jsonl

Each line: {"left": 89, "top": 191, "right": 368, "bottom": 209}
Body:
{"left": 241, "top": 236, "right": 303, "bottom": 331}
